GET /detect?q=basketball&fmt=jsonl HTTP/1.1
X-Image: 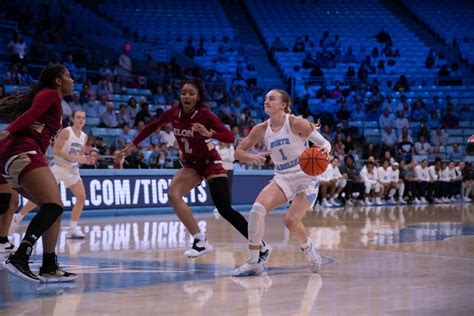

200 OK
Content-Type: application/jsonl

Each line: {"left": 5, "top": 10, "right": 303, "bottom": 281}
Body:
{"left": 299, "top": 147, "right": 329, "bottom": 176}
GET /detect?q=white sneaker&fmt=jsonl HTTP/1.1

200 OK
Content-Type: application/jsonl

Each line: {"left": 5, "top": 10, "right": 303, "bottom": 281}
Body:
{"left": 434, "top": 198, "right": 443, "bottom": 204}
{"left": 420, "top": 197, "right": 428, "bottom": 204}
{"left": 66, "top": 227, "right": 85, "bottom": 239}
{"left": 398, "top": 198, "right": 407, "bottom": 205}
{"left": 301, "top": 240, "right": 322, "bottom": 273}
{"left": 450, "top": 197, "right": 457, "bottom": 203}
{"left": 346, "top": 199, "right": 355, "bottom": 206}
{"left": 8, "top": 215, "right": 21, "bottom": 235}
{"left": 388, "top": 197, "right": 397, "bottom": 205}
{"left": 442, "top": 197, "right": 450, "bottom": 203}
{"left": 232, "top": 261, "right": 264, "bottom": 277}
{"left": 413, "top": 198, "right": 421, "bottom": 204}
{"left": 463, "top": 196, "right": 472, "bottom": 202}
{"left": 0, "top": 241, "right": 15, "bottom": 253}
{"left": 321, "top": 199, "right": 333, "bottom": 208}
{"left": 330, "top": 198, "right": 341, "bottom": 207}
{"left": 364, "top": 198, "right": 373, "bottom": 206}
{"left": 184, "top": 239, "right": 214, "bottom": 258}
{"left": 375, "top": 197, "right": 384, "bottom": 206}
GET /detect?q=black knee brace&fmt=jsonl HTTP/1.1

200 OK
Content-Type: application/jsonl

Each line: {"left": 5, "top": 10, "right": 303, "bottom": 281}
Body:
{"left": 0, "top": 193, "right": 12, "bottom": 215}
{"left": 23, "top": 203, "right": 63, "bottom": 244}
{"left": 208, "top": 177, "right": 248, "bottom": 239}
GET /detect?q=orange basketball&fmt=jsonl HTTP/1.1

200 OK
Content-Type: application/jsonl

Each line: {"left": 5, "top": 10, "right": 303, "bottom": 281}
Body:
{"left": 299, "top": 147, "right": 329, "bottom": 176}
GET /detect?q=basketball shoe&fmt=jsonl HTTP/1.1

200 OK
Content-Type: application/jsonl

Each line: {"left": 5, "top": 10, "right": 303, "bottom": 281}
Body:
{"left": 301, "top": 240, "right": 322, "bottom": 273}
{"left": 4, "top": 254, "right": 40, "bottom": 282}
{"left": 39, "top": 254, "right": 77, "bottom": 283}
{"left": 184, "top": 239, "right": 214, "bottom": 258}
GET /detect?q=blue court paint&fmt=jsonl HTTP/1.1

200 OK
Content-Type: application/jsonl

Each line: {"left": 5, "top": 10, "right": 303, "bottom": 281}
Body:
{"left": 0, "top": 254, "right": 335, "bottom": 308}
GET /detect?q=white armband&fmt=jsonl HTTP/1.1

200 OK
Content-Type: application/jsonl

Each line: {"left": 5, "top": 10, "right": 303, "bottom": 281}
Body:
{"left": 308, "top": 129, "right": 331, "bottom": 152}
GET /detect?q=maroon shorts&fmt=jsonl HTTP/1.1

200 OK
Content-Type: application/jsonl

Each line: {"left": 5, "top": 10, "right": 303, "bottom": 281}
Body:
{"left": 184, "top": 158, "right": 226, "bottom": 179}
{"left": 0, "top": 151, "right": 48, "bottom": 189}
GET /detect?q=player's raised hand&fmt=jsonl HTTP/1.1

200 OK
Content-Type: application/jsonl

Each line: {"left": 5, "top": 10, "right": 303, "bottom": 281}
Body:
{"left": 192, "top": 123, "right": 212, "bottom": 137}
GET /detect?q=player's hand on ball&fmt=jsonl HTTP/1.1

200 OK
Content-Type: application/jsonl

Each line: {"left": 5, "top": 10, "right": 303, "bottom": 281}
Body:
{"left": 192, "top": 123, "right": 212, "bottom": 137}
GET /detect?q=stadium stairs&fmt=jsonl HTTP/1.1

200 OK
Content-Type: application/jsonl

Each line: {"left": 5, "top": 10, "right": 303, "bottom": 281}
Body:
{"left": 221, "top": 1, "right": 284, "bottom": 89}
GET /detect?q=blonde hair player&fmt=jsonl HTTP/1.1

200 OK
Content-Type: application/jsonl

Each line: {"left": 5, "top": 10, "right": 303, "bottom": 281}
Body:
{"left": 233, "top": 89, "right": 331, "bottom": 276}
{"left": 10, "top": 111, "right": 95, "bottom": 239}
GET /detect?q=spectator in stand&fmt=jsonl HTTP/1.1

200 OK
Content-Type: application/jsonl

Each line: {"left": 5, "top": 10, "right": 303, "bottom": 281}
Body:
{"left": 392, "top": 75, "right": 410, "bottom": 92}
{"left": 394, "top": 110, "right": 409, "bottom": 136}
{"left": 148, "top": 143, "right": 168, "bottom": 169}
{"left": 134, "top": 101, "right": 152, "bottom": 126}
{"left": 379, "top": 108, "right": 395, "bottom": 130}
{"left": 63, "top": 54, "right": 81, "bottom": 81}
{"left": 112, "top": 75, "right": 127, "bottom": 94}
{"left": 363, "top": 143, "right": 377, "bottom": 160}
{"left": 396, "top": 95, "right": 410, "bottom": 115}
{"left": 397, "top": 135, "right": 414, "bottom": 162}
{"left": 183, "top": 39, "right": 195, "bottom": 60}
{"left": 6, "top": 32, "right": 27, "bottom": 63}
{"left": 79, "top": 83, "right": 94, "bottom": 105}
{"left": 429, "top": 145, "right": 444, "bottom": 161}
{"left": 343, "top": 46, "right": 357, "bottom": 63}
{"left": 430, "top": 127, "right": 448, "bottom": 146}
{"left": 351, "top": 103, "right": 366, "bottom": 121}
{"left": 411, "top": 100, "right": 429, "bottom": 122}
{"left": 94, "top": 137, "right": 110, "bottom": 156}
{"left": 18, "top": 64, "right": 34, "bottom": 85}
{"left": 457, "top": 104, "right": 473, "bottom": 122}
{"left": 271, "top": 37, "right": 287, "bottom": 53}
{"left": 382, "top": 150, "right": 396, "bottom": 165}
{"left": 117, "top": 103, "right": 133, "bottom": 127}
{"left": 382, "top": 126, "right": 398, "bottom": 151}
{"left": 160, "top": 123, "right": 176, "bottom": 148}
{"left": 134, "top": 121, "right": 152, "bottom": 150}
{"left": 302, "top": 52, "right": 317, "bottom": 69}
{"left": 116, "top": 124, "right": 135, "bottom": 149}
{"left": 292, "top": 36, "right": 305, "bottom": 52}
{"left": 4, "top": 63, "right": 21, "bottom": 85}
{"left": 127, "top": 97, "right": 139, "bottom": 121}
{"left": 424, "top": 49, "right": 435, "bottom": 69}
{"left": 124, "top": 151, "right": 149, "bottom": 169}
{"left": 381, "top": 94, "right": 396, "bottom": 112}
{"left": 84, "top": 96, "right": 101, "bottom": 118}
{"left": 336, "top": 102, "right": 350, "bottom": 125}
{"left": 374, "top": 28, "right": 393, "bottom": 47}
{"left": 442, "top": 104, "right": 459, "bottom": 128}
{"left": 345, "top": 66, "right": 356, "bottom": 83}
{"left": 69, "top": 91, "right": 84, "bottom": 112}
{"left": 330, "top": 81, "right": 343, "bottom": 101}
{"left": 97, "top": 76, "right": 113, "bottom": 95}
{"left": 414, "top": 135, "right": 431, "bottom": 155}
{"left": 449, "top": 143, "right": 463, "bottom": 161}
{"left": 426, "top": 111, "right": 441, "bottom": 129}
{"left": 427, "top": 95, "right": 442, "bottom": 114}
{"left": 118, "top": 44, "right": 133, "bottom": 79}
{"left": 316, "top": 82, "right": 331, "bottom": 99}
{"left": 100, "top": 102, "right": 119, "bottom": 128}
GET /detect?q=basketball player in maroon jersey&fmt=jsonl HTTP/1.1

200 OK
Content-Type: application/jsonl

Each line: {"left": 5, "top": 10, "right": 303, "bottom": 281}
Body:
{"left": 119, "top": 79, "right": 271, "bottom": 260}
{"left": 0, "top": 64, "right": 77, "bottom": 283}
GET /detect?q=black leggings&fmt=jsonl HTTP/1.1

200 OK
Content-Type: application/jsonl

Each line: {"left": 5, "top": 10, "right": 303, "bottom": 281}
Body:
{"left": 208, "top": 176, "right": 248, "bottom": 239}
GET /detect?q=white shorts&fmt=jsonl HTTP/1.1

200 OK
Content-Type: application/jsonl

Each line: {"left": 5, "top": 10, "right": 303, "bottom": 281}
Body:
{"left": 50, "top": 164, "right": 81, "bottom": 188}
{"left": 273, "top": 170, "right": 316, "bottom": 201}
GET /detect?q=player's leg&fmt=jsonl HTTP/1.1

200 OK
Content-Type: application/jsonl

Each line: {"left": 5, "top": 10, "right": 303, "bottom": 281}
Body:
{"left": 320, "top": 181, "right": 331, "bottom": 207}
{"left": 5, "top": 165, "right": 75, "bottom": 283}
{"left": 233, "top": 181, "right": 287, "bottom": 276}
{"left": 66, "top": 179, "right": 86, "bottom": 239}
{"left": 286, "top": 192, "right": 321, "bottom": 273}
{"left": 168, "top": 168, "right": 210, "bottom": 258}
{"left": 0, "top": 183, "right": 18, "bottom": 253}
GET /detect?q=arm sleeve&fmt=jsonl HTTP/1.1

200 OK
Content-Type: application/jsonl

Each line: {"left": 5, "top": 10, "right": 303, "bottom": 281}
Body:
{"left": 207, "top": 111, "right": 234, "bottom": 143}
{"left": 308, "top": 129, "right": 331, "bottom": 152}
{"left": 7, "top": 90, "right": 58, "bottom": 134}
{"left": 132, "top": 109, "right": 173, "bottom": 146}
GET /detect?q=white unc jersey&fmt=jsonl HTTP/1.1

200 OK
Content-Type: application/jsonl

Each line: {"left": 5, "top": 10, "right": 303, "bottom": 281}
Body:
{"left": 53, "top": 126, "right": 87, "bottom": 169}
{"left": 264, "top": 114, "right": 308, "bottom": 174}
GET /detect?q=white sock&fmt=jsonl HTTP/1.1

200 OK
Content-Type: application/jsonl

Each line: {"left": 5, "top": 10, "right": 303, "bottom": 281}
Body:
{"left": 193, "top": 232, "right": 205, "bottom": 241}
{"left": 249, "top": 249, "right": 260, "bottom": 263}
{"left": 300, "top": 238, "right": 312, "bottom": 250}
{"left": 70, "top": 221, "right": 78, "bottom": 229}
{"left": 15, "top": 213, "right": 25, "bottom": 223}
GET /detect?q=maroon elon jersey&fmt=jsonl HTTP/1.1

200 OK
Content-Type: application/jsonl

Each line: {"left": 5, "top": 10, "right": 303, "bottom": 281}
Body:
{"left": 133, "top": 107, "right": 234, "bottom": 163}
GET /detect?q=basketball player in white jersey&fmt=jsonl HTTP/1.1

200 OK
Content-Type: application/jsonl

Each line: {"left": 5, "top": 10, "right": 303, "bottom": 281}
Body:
{"left": 232, "top": 89, "right": 331, "bottom": 276}
{"left": 10, "top": 111, "right": 94, "bottom": 239}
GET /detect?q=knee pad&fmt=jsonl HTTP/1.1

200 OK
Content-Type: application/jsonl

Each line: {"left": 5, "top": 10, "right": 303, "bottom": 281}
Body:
{"left": 0, "top": 193, "right": 12, "bottom": 215}
{"left": 248, "top": 203, "right": 266, "bottom": 246}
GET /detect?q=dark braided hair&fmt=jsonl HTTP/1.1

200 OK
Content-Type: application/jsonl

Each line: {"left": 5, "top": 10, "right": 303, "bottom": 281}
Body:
{"left": 0, "top": 63, "right": 66, "bottom": 123}
{"left": 179, "top": 78, "right": 206, "bottom": 110}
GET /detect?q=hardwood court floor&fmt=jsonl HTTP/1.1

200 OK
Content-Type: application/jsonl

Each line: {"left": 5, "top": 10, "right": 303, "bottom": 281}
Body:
{"left": 1, "top": 204, "right": 473, "bottom": 315}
